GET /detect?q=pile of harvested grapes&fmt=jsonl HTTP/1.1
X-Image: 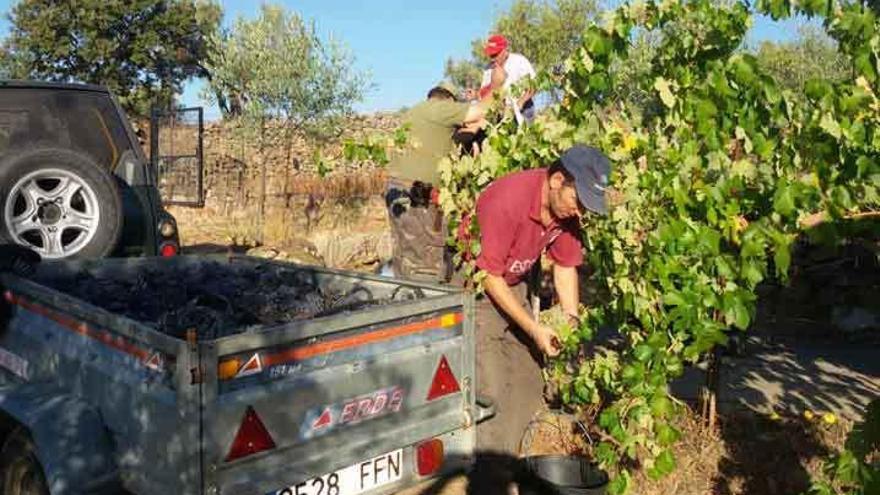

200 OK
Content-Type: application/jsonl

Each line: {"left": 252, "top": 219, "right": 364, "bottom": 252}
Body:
{"left": 41, "top": 260, "right": 425, "bottom": 340}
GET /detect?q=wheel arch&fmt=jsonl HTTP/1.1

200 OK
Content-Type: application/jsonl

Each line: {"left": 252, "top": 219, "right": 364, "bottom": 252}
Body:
{"left": 0, "top": 387, "right": 118, "bottom": 495}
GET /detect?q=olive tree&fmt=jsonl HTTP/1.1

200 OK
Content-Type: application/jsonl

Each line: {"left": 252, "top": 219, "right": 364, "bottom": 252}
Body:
{"left": 754, "top": 24, "right": 851, "bottom": 99}
{"left": 202, "top": 3, "right": 369, "bottom": 132}
{"left": 201, "top": 4, "right": 370, "bottom": 229}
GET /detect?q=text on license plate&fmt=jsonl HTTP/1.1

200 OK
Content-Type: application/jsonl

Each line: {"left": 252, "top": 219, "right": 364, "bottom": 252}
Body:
{"left": 274, "top": 449, "right": 403, "bottom": 495}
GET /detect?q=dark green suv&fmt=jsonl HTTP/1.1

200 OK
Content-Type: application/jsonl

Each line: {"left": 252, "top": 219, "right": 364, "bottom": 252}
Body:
{"left": 0, "top": 81, "right": 179, "bottom": 259}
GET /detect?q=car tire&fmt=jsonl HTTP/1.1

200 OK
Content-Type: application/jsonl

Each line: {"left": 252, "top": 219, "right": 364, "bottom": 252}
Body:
{"left": 0, "top": 148, "right": 123, "bottom": 259}
{"left": 0, "top": 428, "right": 49, "bottom": 495}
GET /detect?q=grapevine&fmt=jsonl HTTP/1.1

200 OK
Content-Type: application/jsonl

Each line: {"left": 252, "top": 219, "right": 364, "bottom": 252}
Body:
{"left": 436, "top": 0, "right": 879, "bottom": 492}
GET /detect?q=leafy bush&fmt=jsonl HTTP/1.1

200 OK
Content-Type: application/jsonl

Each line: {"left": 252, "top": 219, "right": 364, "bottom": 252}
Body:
{"left": 436, "top": 0, "right": 879, "bottom": 492}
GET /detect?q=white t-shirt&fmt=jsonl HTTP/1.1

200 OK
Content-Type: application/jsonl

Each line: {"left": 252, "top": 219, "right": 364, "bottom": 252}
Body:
{"left": 481, "top": 52, "right": 536, "bottom": 90}
{"left": 480, "top": 52, "right": 536, "bottom": 123}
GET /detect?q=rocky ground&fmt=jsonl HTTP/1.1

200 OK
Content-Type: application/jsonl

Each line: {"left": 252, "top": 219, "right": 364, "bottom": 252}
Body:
{"left": 397, "top": 406, "right": 852, "bottom": 495}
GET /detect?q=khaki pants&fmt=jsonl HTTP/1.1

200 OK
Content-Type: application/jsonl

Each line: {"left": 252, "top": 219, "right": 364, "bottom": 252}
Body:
{"left": 462, "top": 282, "right": 546, "bottom": 494}
{"left": 385, "top": 179, "right": 447, "bottom": 283}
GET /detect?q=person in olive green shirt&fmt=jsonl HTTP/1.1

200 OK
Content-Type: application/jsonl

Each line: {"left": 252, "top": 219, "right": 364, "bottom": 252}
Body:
{"left": 387, "top": 82, "right": 488, "bottom": 184}
{"left": 385, "top": 82, "right": 489, "bottom": 282}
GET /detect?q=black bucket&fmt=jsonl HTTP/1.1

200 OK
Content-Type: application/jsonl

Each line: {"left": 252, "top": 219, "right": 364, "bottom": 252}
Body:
{"left": 518, "top": 455, "right": 609, "bottom": 495}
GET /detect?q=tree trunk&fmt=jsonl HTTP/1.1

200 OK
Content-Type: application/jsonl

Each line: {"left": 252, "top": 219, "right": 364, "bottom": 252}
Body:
{"left": 700, "top": 347, "right": 721, "bottom": 430}
{"left": 258, "top": 117, "right": 267, "bottom": 245}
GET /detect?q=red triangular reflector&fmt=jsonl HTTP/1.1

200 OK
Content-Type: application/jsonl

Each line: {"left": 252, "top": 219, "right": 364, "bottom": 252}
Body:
{"left": 426, "top": 355, "right": 460, "bottom": 401}
{"left": 236, "top": 353, "right": 263, "bottom": 377}
{"left": 312, "top": 408, "right": 333, "bottom": 429}
{"left": 225, "top": 406, "right": 276, "bottom": 462}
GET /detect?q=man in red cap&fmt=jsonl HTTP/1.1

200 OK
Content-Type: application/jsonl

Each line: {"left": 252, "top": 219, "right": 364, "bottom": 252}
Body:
{"left": 478, "top": 34, "right": 537, "bottom": 123}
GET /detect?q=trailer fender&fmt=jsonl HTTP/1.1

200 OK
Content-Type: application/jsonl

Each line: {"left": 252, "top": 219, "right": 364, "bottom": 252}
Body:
{"left": 0, "top": 386, "right": 116, "bottom": 495}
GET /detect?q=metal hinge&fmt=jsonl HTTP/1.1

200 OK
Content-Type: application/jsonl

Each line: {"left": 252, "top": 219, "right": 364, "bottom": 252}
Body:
{"left": 190, "top": 365, "right": 205, "bottom": 384}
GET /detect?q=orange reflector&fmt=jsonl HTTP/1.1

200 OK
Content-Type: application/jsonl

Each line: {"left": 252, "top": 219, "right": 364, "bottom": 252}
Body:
{"left": 426, "top": 355, "right": 460, "bottom": 401}
{"left": 440, "top": 313, "right": 457, "bottom": 327}
{"left": 225, "top": 406, "right": 276, "bottom": 462}
{"left": 218, "top": 358, "right": 242, "bottom": 380}
{"left": 415, "top": 439, "right": 444, "bottom": 476}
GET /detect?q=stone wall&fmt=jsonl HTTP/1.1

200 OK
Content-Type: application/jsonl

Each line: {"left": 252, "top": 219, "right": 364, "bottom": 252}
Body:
{"left": 149, "top": 113, "right": 400, "bottom": 209}
{"left": 151, "top": 114, "right": 401, "bottom": 270}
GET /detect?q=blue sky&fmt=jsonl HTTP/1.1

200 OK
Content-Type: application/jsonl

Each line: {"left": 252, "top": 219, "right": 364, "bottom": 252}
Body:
{"left": 0, "top": 0, "right": 809, "bottom": 118}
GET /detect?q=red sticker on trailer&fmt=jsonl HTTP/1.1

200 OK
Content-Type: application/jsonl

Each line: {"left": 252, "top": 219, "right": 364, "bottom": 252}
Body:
{"left": 312, "top": 409, "right": 333, "bottom": 429}
{"left": 235, "top": 353, "right": 263, "bottom": 378}
{"left": 299, "top": 386, "right": 405, "bottom": 439}
{"left": 143, "top": 352, "right": 165, "bottom": 372}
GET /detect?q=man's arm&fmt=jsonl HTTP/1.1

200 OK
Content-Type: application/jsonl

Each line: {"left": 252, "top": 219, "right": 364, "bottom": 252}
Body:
{"left": 462, "top": 78, "right": 503, "bottom": 124}
{"left": 462, "top": 104, "right": 487, "bottom": 125}
{"left": 517, "top": 87, "right": 536, "bottom": 109}
{"left": 547, "top": 228, "right": 584, "bottom": 323}
{"left": 483, "top": 273, "right": 560, "bottom": 357}
{"left": 553, "top": 264, "right": 579, "bottom": 318}
{"left": 462, "top": 65, "right": 506, "bottom": 124}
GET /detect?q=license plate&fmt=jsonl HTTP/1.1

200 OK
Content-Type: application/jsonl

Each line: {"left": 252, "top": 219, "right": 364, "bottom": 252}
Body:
{"left": 273, "top": 449, "right": 404, "bottom": 495}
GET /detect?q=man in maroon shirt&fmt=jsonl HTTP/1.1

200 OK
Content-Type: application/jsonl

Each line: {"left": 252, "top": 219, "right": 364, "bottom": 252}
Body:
{"left": 470, "top": 144, "right": 610, "bottom": 464}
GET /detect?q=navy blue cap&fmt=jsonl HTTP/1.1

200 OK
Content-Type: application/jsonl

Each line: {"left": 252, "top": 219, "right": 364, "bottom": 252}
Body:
{"left": 559, "top": 144, "right": 611, "bottom": 215}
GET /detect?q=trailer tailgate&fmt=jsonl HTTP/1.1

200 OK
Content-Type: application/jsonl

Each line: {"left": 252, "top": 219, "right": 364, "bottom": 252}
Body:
{"left": 201, "top": 292, "right": 476, "bottom": 495}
